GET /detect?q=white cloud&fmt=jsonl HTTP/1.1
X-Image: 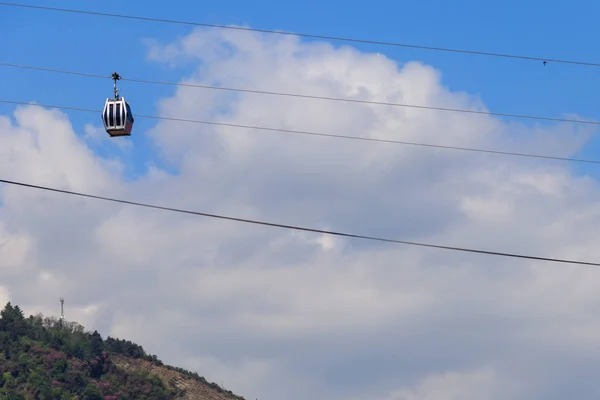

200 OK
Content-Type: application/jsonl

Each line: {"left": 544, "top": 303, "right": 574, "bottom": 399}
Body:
{"left": 83, "top": 123, "right": 133, "bottom": 154}
{"left": 378, "top": 368, "right": 504, "bottom": 400}
{"left": 0, "top": 286, "right": 9, "bottom": 309}
{"left": 2, "top": 26, "right": 600, "bottom": 400}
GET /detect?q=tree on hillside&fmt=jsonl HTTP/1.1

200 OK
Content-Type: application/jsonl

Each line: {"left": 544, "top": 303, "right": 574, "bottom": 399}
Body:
{"left": 0, "top": 301, "right": 246, "bottom": 400}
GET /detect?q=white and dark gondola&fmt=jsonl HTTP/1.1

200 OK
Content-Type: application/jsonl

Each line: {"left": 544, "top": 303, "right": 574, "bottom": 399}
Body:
{"left": 102, "top": 72, "right": 134, "bottom": 137}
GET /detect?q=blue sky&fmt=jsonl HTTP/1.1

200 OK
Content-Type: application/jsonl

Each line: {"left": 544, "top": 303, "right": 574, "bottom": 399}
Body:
{"left": 5, "top": 3, "right": 600, "bottom": 399}
{"left": 2, "top": 0, "right": 600, "bottom": 180}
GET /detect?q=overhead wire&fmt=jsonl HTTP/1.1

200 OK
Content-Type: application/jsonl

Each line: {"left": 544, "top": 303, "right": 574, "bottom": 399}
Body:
{"left": 2, "top": 99, "right": 599, "bottom": 165}
{"left": 2, "top": 6, "right": 600, "bottom": 274}
{"left": 0, "top": 5, "right": 598, "bottom": 266}
{"left": 2, "top": 61, "right": 600, "bottom": 127}
{"left": 1, "top": 2, "right": 600, "bottom": 68}
{"left": 0, "top": 177, "right": 599, "bottom": 267}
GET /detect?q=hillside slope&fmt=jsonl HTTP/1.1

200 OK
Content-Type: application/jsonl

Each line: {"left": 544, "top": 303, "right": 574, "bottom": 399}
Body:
{"left": 0, "top": 302, "right": 246, "bottom": 400}
{"left": 112, "top": 355, "right": 241, "bottom": 400}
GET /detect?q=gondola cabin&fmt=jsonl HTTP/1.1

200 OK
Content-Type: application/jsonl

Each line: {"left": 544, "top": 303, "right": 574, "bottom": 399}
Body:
{"left": 102, "top": 97, "right": 134, "bottom": 137}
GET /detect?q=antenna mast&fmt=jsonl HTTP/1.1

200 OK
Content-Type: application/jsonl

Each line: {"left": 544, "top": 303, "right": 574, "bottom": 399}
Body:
{"left": 60, "top": 297, "right": 64, "bottom": 321}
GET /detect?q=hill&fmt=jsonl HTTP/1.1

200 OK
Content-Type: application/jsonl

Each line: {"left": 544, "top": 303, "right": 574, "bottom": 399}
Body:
{"left": 0, "top": 302, "right": 246, "bottom": 400}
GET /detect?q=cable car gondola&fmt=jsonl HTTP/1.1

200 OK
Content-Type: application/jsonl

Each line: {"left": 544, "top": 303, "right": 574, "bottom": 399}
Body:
{"left": 102, "top": 72, "right": 134, "bottom": 137}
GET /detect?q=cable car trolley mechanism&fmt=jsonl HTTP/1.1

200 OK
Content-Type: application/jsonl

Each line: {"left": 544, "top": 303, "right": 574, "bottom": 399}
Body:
{"left": 102, "top": 72, "right": 134, "bottom": 137}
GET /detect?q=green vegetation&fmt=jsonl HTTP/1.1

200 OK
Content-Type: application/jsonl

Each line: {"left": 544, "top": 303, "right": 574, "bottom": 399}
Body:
{"left": 0, "top": 302, "right": 244, "bottom": 400}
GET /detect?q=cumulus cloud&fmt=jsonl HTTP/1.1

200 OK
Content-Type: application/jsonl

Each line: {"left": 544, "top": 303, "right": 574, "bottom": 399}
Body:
{"left": 377, "top": 368, "right": 503, "bottom": 400}
{"left": 2, "top": 26, "right": 600, "bottom": 400}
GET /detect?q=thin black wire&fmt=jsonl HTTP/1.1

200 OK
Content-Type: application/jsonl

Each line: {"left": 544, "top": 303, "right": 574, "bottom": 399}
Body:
{"left": 1, "top": 177, "right": 598, "bottom": 266}
{"left": 2, "top": 61, "right": 600, "bottom": 127}
{"left": 2, "top": 99, "right": 599, "bottom": 165}
{"left": 2, "top": 2, "right": 600, "bottom": 68}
